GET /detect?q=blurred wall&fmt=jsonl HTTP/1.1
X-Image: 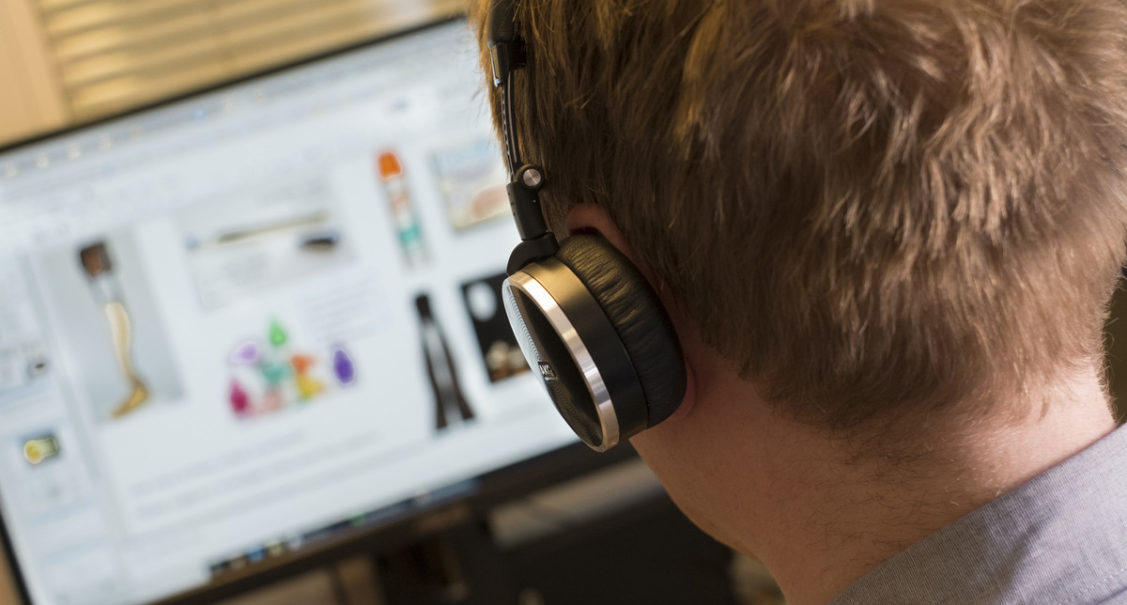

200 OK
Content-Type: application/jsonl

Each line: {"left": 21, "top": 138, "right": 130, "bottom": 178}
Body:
{"left": 0, "top": 0, "right": 67, "bottom": 143}
{"left": 0, "top": 548, "right": 16, "bottom": 605}
{"left": 0, "top": 0, "right": 464, "bottom": 145}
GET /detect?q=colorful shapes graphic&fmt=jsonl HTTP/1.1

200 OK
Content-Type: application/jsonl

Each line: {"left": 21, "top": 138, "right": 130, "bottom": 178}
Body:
{"left": 226, "top": 319, "right": 357, "bottom": 419}
{"left": 229, "top": 379, "right": 250, "bottom": 417}
{"left": 290, "top": 354, "right": 315, "bottom": 375}
{"left": 260, "top": 360, "right": 292, "bottom": 387}
{"left": 332, "top": 346, "right": 355, "bottom": 385}
{"left": 295, "top": 374, "right": 324, "bottom": 400}
{"left": 260, "top": 389, "right": 284, "bottom": 413}
{"left": 268, "top": 319, "right": 288, "bottom": 348}
{"left": 229, "top": 340, "right": 263, "bottom": 366}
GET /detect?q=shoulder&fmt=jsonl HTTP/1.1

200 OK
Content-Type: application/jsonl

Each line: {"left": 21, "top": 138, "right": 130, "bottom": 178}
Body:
{"left": 832, "top": 426, "right": 1127, "bottom": 604}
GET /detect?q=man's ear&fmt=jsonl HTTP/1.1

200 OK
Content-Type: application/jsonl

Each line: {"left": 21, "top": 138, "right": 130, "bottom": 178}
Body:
{"left": 563, "top": 204, "right": 699, "bottom": 421}
{"left": 565, "top": 205, "right": 641, "bottom": 266}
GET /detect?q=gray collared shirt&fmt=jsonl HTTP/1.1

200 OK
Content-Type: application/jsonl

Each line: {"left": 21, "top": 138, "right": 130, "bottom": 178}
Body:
{"left": 830, "top": 423, "right": 1127, "bottom": 604}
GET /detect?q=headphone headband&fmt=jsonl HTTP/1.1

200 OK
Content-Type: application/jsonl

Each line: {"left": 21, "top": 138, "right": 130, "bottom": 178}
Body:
{"left": 487, "top": 0, "right": 522, "bottom": 82}
{"left": 488, "top": 0, "right": 558, "bottom": 269}
{"left": 489, "top": 0, "right": 688, "bottom": 451}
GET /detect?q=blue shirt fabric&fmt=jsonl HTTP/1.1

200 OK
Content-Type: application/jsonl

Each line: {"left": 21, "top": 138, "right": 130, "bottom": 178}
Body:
{"left": 829, "top": 424, "right": 1127, "bottom": 604}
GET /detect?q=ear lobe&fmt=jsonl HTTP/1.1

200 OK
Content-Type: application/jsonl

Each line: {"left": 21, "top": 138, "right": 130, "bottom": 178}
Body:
{"left": 668, "top": 359, "right": 697, "bottom": 421}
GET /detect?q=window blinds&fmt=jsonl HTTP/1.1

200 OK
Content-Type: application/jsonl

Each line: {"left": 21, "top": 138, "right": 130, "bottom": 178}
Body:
{"left": 32, "top": 0, "right": 463, "bottom": 120}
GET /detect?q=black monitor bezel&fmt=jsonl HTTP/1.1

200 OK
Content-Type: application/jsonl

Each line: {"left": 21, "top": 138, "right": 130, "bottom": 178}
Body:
{"left": 0, "top": 15, "right": 636, "bottom": 605}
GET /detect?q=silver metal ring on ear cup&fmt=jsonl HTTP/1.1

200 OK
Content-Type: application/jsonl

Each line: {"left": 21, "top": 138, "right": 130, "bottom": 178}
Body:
{"left": 504, "top": 270, "right": 621, "bottom": 451}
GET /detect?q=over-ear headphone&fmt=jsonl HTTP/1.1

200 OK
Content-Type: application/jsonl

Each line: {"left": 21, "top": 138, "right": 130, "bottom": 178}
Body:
{"left": 487, "top": 0, "right": 687, "bottom": 451}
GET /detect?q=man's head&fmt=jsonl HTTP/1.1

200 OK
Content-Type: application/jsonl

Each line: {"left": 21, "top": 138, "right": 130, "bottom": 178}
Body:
{"left": 472, "top": 0, "right": 1127, "bottom": 437}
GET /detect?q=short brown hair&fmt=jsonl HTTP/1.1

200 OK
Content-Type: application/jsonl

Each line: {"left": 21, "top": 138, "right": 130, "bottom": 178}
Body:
{"left": 471, "top": 0, "right": 1127, "bottom": 430}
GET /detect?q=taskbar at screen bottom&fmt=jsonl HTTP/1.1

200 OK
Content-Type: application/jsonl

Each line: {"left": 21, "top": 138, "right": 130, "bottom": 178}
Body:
{"left": 205, "top": 478, "right": 479, "bottom": 581}
{"left": 151, "top": 441, "right": 633, "bottom": 605}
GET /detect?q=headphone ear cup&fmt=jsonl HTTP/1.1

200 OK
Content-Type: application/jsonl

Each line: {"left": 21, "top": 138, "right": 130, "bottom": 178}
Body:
{"left": 555, "top": 234, "right": 686, "bottom": 427}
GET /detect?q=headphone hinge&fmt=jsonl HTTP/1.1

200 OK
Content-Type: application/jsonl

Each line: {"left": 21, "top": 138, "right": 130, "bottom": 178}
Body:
{"left": 507, "top": 233, "right": 559, "bottom": 275}
{"left": 508, "top": 165, "right": 548, "bottom": 240}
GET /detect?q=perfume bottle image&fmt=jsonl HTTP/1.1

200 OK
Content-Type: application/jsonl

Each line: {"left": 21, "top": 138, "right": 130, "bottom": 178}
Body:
{"left": 415, "top": 294, "right": 474, "bottom": 430}
{"left": 377, "top": 151, "right": 427, "bottom": 267}
{"left": 79, "top": 242, "right": 150, "bottom": 418}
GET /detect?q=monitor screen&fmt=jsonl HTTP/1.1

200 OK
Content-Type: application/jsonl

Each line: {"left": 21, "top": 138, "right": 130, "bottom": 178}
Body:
{"left": 0, "top": 20, "right": 577, "bottom": 605}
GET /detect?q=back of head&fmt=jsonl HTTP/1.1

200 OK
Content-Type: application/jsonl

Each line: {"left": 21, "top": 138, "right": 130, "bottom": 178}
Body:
{"left": 471, "top": 0, "right": 1127, "bottom": 432}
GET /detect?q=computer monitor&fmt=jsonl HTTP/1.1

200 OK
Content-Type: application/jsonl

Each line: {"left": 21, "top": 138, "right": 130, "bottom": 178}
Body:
{"left": 0, "top": 19, "right": 587, "bottom": 605}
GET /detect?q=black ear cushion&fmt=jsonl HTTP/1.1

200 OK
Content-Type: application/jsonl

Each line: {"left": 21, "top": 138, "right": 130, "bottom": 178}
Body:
{"left": 555, "top": 234, "right": 686, "bottom": 425}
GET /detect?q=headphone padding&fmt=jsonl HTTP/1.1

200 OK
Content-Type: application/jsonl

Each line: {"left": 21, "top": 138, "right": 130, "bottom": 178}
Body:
{"left": 555, "top": 235, "right": 686, "bottom": 426}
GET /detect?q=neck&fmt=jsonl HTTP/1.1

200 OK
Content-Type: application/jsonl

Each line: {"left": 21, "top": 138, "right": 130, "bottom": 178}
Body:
{"left": 662, "top": 365, "right": 1116, "bottom": 605}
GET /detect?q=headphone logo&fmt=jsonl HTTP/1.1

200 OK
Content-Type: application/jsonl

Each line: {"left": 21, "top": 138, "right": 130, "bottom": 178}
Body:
{"left": 537, "top": 361, "right": 557, "bottom": 381}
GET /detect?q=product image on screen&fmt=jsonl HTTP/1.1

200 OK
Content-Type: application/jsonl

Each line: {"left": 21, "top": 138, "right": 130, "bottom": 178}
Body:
{"left": 0, "top": 21, "right": 576, "bottom": 605}
{"left": 36, "top": 234, "right": 184, "bottom": 423}
{"left": 376, "top": 150, "right": 429, "bottom": 267}
{"left": 415, "top": 292, "right": 476, "bottom": 431}
{"left": 462, "top": 272, "right": 531, "bottom": 383}
{"left": 178, "top": 178, "right": 355, "bottom": 310}
{"left": 430, "top": 138, "right": 510, "bottom": 231}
